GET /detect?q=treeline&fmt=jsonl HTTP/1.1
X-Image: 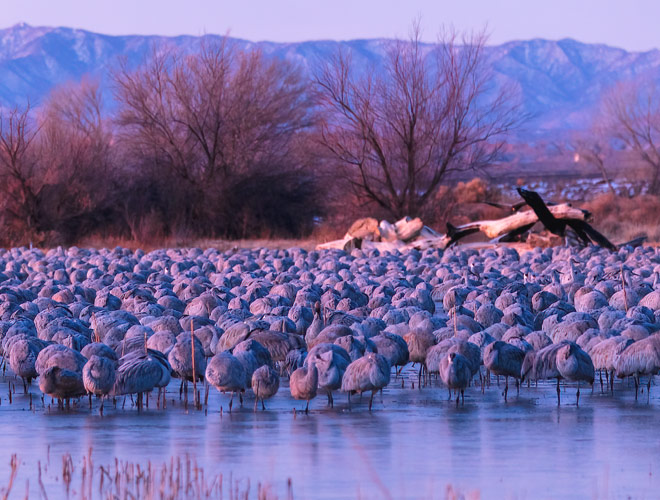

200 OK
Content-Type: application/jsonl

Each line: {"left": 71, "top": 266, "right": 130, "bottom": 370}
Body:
{"left": 0, "top": 26, "right": 521, "bottom": 247}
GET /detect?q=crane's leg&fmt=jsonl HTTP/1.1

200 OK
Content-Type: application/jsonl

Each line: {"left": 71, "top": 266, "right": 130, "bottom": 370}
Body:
{"left": 254, "top": 396, "right": 258, "bottom": 412}
{"left": 635, "top": 375, "right": 639, "bottom": 401}
{"left": 461, "top": 389, "right": 465, "bottom": 405}
{"left": 610, "top": 370, "right": 614, "bottom": 394}
{"left": 305, "top": 399, "right": 310, "bottom": 414}
{"left": 576, "top": 381, "right": 580, "bottom": 406}
{"left": 599, "top": 371, "right": 604, "bottom": 393}
{"left": 556, "top": 378, "right": 561, "bottom": 406}
{"left": 369, "top": 390, "right": 375, "bottom": 411}
{"left": 516, "top": 379, "right": 520, "bottom": 396}
{"left": 229, "top": 392, "right": 234, "bottom": 413}
{"left": 447, "top": 387, "right": 452, "bottom": 401}
{"left": 504, "top": 376, "right": 509, "bottom": 402}
{"left": 89, "top": 394, "right": 92, "bottom": 409}
{"left": 262, "top": 399, "right": 266, "bottom": 411}
{"left": 418, "top": 364, "right": 422, "bottom": 390}
{"left": 647, "top": 377, "right": 652, "bottom": 403}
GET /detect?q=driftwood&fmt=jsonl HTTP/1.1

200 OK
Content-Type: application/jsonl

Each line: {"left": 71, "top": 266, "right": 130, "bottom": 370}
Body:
{"left": 317, "top": 189, "right": 615, "bottom": 252}
{"left": 452, "top": 204, "right": 588, "bottom": 239}
{"left": 347, "top": 217, "right": 380, "bottom": 240}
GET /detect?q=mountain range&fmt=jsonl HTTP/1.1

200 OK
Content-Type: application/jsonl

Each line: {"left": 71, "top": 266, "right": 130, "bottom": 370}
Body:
{"left": 1, "top": 23, "right": 660, "bottom": 140}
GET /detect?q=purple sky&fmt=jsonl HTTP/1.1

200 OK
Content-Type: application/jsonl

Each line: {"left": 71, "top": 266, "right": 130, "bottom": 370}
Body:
{"left": 5, "top": 0, "right": 658, "bottom": 50}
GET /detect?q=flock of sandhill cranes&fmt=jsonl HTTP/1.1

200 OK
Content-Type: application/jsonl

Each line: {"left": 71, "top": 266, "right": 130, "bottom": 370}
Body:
{"left": 0, "top": 237, "right": 659, "bottom": 414}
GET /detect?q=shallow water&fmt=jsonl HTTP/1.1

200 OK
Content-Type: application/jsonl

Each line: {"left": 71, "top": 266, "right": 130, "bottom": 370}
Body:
{"left": 0, "top": 369, "right": 657, "bottom": 499}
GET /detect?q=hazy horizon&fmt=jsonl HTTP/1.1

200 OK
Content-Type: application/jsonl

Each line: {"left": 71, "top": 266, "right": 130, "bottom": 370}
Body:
{"left": 1, "top": 21, "right": 655, "bottom": 53}
{"left": 2, "top": 0, "right": 659, "bottom": 51}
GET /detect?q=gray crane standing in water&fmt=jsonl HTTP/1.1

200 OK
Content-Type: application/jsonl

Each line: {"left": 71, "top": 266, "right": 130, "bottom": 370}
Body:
{"left": 483, "top": 341, "right": 526, "bottom": 402}
{"left": 403, "top": 330, "right": 436, "bottom": 388}
{"left": 440, "top": 352, "right": 471, "bottom": 406}
{"left": 290, "top": 363, "right": 318, "bottom": 413}
{"left": 341, "top": 352, "right": 390, "bottom": 411}
{"left": 40, "top": 366, "right": 86, "bottom": 408}
{"left": 251, "top": 365, "right": 279, "bottom": 411}
{"left": 614, "top": 334, "right": 660, "bottom": 402}
{"left": 113, "top": 353, "right": 162, "bottom": 410}
{"left": 305, "top": 344, "right": 350, "bottom": 408}
{"left": 8, "top": 338, "right": 42, "bottom": 393}
{"left": 589, "top": 337, "right": 633, "bottom": 393}
{"left": 83, "top": 355, "right": 117, "bottom": 412}
{"left": 524, "top": 341, "right": 594, "bottom": 405}
{"left": 205, "top": 351, "right": 246, "bottom": 412}
{"left": 556, "top": 342, "right": 595, "bottom": 406}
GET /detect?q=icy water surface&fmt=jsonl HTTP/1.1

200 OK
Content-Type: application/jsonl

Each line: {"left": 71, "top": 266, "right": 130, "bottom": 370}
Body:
{"left": 0, "top": 371, "right": 657, "bottom": 499}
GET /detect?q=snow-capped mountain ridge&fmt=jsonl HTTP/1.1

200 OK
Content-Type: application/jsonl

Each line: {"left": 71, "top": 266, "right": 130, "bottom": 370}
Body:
{"left": 1, "top": 24, "right": 660, "bottom": 137}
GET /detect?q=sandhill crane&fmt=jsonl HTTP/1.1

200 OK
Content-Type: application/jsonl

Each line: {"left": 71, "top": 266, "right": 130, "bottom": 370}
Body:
{"left": 370, "top": 332, "right": 409, "bottom": 375}
{"left": 205, "top": 351, "right": 246, "bottom": 412}
{"left": 251, "top": 365, "right": 279, "bottom": 411}
{"left": 305, "top": 344, "right": 350, "bottom": 407}
{"left": 615, "top": 334, "right": 660, "bottom": 401}
{"left": 8, "top": 338, "right": 42, "bottom": 393}
{"left": 290, "top": 363, "right": 318, "bottom": 413}
{"left": 81, "top": 342, "right": 118, "bottom": 364}
{"left": 83, "top": 355, "right": 117, "bottom": 411}
{"left": 36, "top": 344, "right": 86, "bottom": 376}
{"left": 340, "top": 353, "right": 390, "bottom": 411}
{"left": 304, "top": 302, "right": 325, "bottom": 347}
{"left": 589, "top": 337, "right": 634, "bottom": 393}
{"left": 556, "top": 342, "right": 595, "bottom": 405}
{"left": 168, "top": 337, "right": 206, "bottom": 383}
{"left": 39, "top": 366, "right": 86, "bottom": 408}
{"left": 440, "top": 352, "right": 471, "bottom": 406}
{"left": 113, "top": 353, "right": 162, "bottom": 410}
{"left": 404, "top": 330, "right": 437, "bottom": 388}
{"left": 523, "top": 342, "right": 566, "bottom": 403}
{"left": 525, "top": 341, "right": 594, "bottom": 405}
{"left": 483, "top": 341, "right": 525, "bottom": 401}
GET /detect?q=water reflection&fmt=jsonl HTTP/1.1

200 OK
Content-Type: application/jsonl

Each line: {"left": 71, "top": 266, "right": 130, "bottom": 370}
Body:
{"left": 0, "top": 377, "right": 657, "bottom": 499}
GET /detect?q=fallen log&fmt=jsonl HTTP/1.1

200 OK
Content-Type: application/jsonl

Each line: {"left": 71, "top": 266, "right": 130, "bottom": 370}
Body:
{"left": 453, "top": 204, "right": 588, "bottom": 239}
{"left": 316, "top": 189, "right": 615, "bottom": 252}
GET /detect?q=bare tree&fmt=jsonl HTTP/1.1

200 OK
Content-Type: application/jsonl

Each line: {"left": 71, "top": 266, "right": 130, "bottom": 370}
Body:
{"left": 602, "top": 79, "right": 660, "bottom": 194}
{"left": 314, "top": 24, "right": 522, "bottom": 219}
{"left": 113, "top": 39, "right": 313, "bottom": 235}
{"left": 37, "top": 77, "right": 117, "bottom": 241}
{"left": 0, "top": 104, "right": 43, "bottom": 241}
{"left": 561, "top": 129, "right": 616, "bottom": 195}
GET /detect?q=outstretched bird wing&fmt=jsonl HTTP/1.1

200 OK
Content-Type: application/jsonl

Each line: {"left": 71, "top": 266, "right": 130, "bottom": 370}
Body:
{"left": 516, "top": 188, "right": 564, "bottom": 235}
{"left": 565, "top": 219, "right": 616, "bottom": 251}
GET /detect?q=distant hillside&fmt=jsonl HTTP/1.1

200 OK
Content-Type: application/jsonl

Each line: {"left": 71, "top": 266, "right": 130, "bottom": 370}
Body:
{"left": 1, "top": 23, "right": 660, "bottom": 139}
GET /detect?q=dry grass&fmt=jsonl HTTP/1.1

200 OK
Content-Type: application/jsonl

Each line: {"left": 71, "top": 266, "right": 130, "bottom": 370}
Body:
{"left": 75, "top": 236, "right": 320, "bottom": 252}
{"left": 583, "top": 193, "right": 660, "bottom": 244}
{"left": 59, "top": 182, "right": 660, "bottom": 251}
{"left": 1, "top": 451, "right": 286, "bottom": 500}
